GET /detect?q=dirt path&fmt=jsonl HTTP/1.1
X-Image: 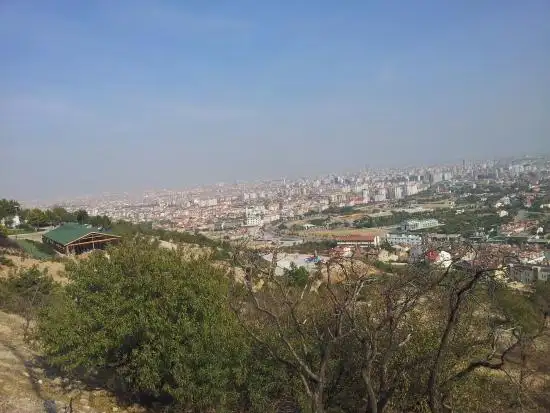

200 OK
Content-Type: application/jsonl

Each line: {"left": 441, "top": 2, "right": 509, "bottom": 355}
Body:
{"left": 0, "top": 311, "right": 139, "bottom": 413}
{"left": 0, "top": 311, "right": 56, "bottom": 412}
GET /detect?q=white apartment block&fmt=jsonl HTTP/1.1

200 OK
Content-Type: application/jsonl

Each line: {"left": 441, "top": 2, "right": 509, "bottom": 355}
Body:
{"left": 402, "top": 219, "right": 440, "bottom": 231}
{"left": 245, "top": 215, "right": 263, "bottom": 226}
{"left": 373, "top": 188, "right": 387, "bottom": 202}
{"left": 405, "top": 183, "right": 419, "bottom": 196}
{"left": 386, "top": 233, "right": 422, "bottom": 246}
{"left": 362, "top": 189, "right": 370, "bottom": 203}
{"left": 245, "top": 206, "right": 264, "bottom": 227}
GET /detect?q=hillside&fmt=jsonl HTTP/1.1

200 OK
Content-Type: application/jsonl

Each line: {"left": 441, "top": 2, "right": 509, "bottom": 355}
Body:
{"left": 0, "top": 310, "right": 146, "bottom": 413}
{"left": 0, "top": 255, "right": 66, "bottom": 284}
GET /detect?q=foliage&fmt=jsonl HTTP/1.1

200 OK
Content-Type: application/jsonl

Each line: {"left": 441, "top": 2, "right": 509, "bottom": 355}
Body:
{"left": 15, "top": 239, "right": 55, "bottom": 260}
{"left": 50, "top": 206, "right": 77, "bottom": 223}
{"left": 0, "top": 266, "right": 56, "bottom": 322}
{"left": 26, "top": 208, "right": 48, "bottom": 228}
{"left": 284, "top": 262, "right": 310, "bottom": 287}
{"left": 12, "top": 226, "right": 545, "bottom": 413}
{"left": 88, "top": 214, "right": 112, "bottom": 228}
{"left": 379, "top": 239, "right": 395, "bottom": 252}
{"left": 308, "top": 218, "right": 328, "bottom": 227}
{"left": 232, "top": 253, "right": 549, "bottom": 413}
{"left": 111, "top": 220, "right": 232, "bottom": 253}
{"left": 37, "top": 238, "right": 247, "bottom": 411}
{"left": 0, "top": 254, "right": 15, "bottom": 267}
{"left": 0, "top": 199, "right": 20, "bottom": 220}
{"left": 75, "top": 209, "right": 89, "bottom": 224}
{"left": 353, "top": 210, "right": 437, "bottom": 229}
{"left": 324, "top": 206, "right": 356, "bottom": 215}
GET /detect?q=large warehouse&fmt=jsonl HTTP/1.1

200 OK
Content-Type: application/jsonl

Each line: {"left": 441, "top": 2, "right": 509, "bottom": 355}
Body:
{"left": 42, "top": 223, "right": 121, "bottom": 255}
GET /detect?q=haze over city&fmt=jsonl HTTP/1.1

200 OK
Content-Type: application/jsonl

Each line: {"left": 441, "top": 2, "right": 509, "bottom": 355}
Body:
{"left": 1, "top": 0, "right": 549, "bottom": 201}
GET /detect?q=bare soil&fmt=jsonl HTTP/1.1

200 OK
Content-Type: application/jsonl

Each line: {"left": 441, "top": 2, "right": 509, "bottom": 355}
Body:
{"left": 0, "top": 310, "right": 145, "bottom": 413}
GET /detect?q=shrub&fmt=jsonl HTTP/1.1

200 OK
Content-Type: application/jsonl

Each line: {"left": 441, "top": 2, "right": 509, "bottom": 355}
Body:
{"left": 37, "top": 237, "right": 248, "bottom": 411}
{"left": 0, "top": 266, "right": 57, "bottom": 339}
{"left": 0, "top": 255, "right": 14, "bottom": 267}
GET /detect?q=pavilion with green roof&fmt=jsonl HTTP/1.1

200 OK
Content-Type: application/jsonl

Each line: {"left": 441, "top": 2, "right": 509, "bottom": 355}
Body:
{"left": 42, "top": 223, "right": 121, "bottom": 255}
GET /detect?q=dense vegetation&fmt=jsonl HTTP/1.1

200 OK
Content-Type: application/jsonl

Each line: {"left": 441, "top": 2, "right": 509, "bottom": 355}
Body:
{"left": 110, "top": 220, "right": 233, "bottom": 258}
{"left": 352, "top": 208, "right": 517, "bottom": 236}
{"left": 1, "top": 236, "right": 548, "bottom": 412}
{"left": 0, "top": 198, "right": 112, "bottom": 230}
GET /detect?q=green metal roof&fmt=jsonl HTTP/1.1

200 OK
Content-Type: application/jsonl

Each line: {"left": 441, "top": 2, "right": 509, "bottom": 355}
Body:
{"left": 43, "top": 223, "right": 114, "bottom": 246}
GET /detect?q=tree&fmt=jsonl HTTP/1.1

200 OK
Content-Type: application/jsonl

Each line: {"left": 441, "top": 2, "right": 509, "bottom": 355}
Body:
{"left": 37, "top": 237, "right": 248, "bottom": 411}
{"left": 0, "top": 199, "right": 20, "bottom": 219}
{"left": 0, "top": 266, "right": 56, "bottom": 340}
{"left": 26, "top": 208, "right": 47, "bottom": 229}
{"left": 3, "top": 217, "right": 13, "bottom": 228}
{"left": 75, "top": 209, "right": 89, "bottom": 224}
{"left": 51, "top": 206, "right": 76, "bottom": 223}
{"left": 285, "top": 262, "right": 310, "bottom": 287}
{"left": 231, "top": 246, "right": 549, "bottom": 413}
{"left": 44, "top": 209, "right": 61, "bottom": 226}
{"left": 89, "top": 214, "right": 112, "bottom": 229}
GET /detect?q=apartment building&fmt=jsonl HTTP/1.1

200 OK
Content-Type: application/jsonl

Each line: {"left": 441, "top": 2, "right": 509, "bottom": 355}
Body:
{"left": 401, "top": 219, "right": 440, "bottom": 231}
{"left": 386, "top": 233, "right": 422, "bottom": 246}
{"left": 508, "top": 264, "right": 550, "bottom": 283}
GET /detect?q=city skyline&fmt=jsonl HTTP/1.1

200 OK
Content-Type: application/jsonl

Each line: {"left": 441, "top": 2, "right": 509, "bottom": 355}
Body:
{"left": 13, "top": 153, "right": 546, "bottom": 205}
{"left": 1, "top": 1, "right": 549, "bottom": 200}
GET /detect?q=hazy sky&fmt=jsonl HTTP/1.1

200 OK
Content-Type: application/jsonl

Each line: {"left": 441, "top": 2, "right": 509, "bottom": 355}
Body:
{"left": 1, "top": 1, "right": 549, "bottom": 201}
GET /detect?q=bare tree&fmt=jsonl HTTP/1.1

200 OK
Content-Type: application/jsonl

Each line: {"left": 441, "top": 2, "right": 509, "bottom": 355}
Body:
{"left": 229, "top": 242, "right": 549, "bottom": 413}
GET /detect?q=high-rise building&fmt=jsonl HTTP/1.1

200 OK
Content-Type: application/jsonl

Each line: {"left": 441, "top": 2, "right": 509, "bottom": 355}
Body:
{"left": 362, "top": 189, "right": 370, "bottom": 203}
{"left": 429, "top": 172, "right": 443, "bottom": 185}
{"left": 405, "top": 183, "right": 419, "bottom": 196}
{"left": 245, "top": 207, "right": 263, "bottom": 227}
{"left": 389, "top": 186, "right": 403, "bottom": 200}
{"left": 373, "top": 188, "right": 387, "bottom": 202}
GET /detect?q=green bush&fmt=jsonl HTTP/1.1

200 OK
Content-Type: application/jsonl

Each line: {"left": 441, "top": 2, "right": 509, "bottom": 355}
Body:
{"left": 37, "top": 237, "right": 248, "bottom": 411}
{"left": 0, "top": 255, "right": 15, "bottom": 267}
{"left": 285, "top": 263, "right": 310, "bottom": 287}
{"left": 0, "top": 266, "right": 56, "bottom": 316}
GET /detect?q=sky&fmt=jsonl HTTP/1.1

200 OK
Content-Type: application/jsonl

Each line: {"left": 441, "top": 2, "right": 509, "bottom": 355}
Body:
{"left": 1, "top": 0, "right": 549, "bottom": 201}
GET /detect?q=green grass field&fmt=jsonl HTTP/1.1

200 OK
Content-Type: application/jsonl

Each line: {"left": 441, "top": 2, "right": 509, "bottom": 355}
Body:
{"left": 15, "top": 240, "right": 55, "bottom": 260}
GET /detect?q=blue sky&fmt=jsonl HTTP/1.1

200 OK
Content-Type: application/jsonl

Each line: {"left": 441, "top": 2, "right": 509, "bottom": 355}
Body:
{"left": 1, "top": 0, "right": 549, "bottom": 201}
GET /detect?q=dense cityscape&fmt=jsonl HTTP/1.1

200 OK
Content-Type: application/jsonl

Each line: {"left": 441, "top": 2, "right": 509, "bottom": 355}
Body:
{"left": 4, "top": 153, "right": 549, "bottom": 282}
{"left": 40, "top": 155, "right": 550, "bottom": 232}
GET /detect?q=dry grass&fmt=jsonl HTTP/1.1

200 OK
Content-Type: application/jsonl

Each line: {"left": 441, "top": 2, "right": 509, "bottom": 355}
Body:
{"left": 0, "top": 255, "right": 67, "bottom": 284}
{"left": 299, "top": 227, "right": 389, "bottom": 239}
